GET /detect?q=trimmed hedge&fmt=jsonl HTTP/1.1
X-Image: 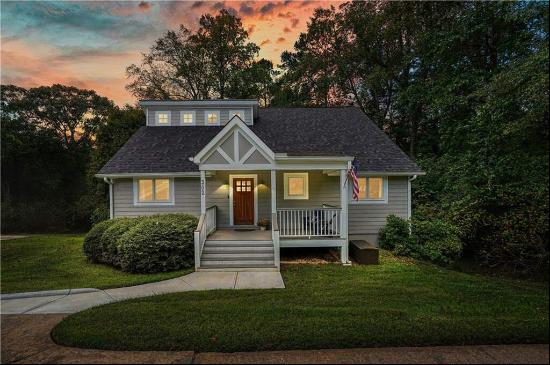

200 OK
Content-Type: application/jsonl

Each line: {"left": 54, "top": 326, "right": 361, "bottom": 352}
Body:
{"left": 83, "top": 219, "right": 115, "bottom": 263}
{"left": 118, "top": 215, "right": 197, "bottom": 273}
{"left": 379, "top": 215, "right": 463, "bottom": 266}
{"left": 83, "top": 214, "right": 197, "bottom": 273}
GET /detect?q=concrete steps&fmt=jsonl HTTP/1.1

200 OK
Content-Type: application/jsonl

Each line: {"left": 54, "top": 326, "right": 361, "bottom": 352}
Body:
{"left": 200, "top": 240, "right": 275, "bottom": 270}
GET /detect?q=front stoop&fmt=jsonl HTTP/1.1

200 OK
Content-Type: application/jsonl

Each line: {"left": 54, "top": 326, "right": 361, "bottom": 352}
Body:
{"left": 199, "top": 240, "right": 278, "bottom": 271}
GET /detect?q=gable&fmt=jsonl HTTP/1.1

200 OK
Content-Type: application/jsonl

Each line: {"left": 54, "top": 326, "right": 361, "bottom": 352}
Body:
{"left": 194, "top": 118, "right": 274, "bottom": 170}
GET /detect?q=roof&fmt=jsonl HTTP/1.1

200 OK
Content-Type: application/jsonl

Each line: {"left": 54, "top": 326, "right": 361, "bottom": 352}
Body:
{"left": 98, "top": 107, "right": 423, "bottom": 175}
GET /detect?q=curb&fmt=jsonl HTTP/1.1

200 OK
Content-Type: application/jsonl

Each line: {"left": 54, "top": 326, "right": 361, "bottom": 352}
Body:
{"left": 1, "top": 288, "right": 100, "bottom": 300}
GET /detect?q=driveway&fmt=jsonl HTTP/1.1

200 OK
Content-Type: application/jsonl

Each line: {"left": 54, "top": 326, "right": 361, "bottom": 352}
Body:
{"left": 0, "top": 271, "right": 285, "bottom": 314}
{"left": 2, "top": 314, "right": 548, "bottom": 364}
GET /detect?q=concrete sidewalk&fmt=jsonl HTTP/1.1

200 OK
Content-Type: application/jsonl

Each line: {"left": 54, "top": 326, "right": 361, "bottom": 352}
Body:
{"left": 0, "top": 271, "right": 285, "bottom": 315}
{"left": 2, "top": 314, "right": 548, "bottom": 364}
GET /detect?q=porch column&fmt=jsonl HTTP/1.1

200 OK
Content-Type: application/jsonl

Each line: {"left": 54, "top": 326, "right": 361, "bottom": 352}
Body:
{"left": 271, "top": 170, "right": 277, "bottom": 213}
{"left": 340, "top": 167, "right": 350, "bottom": 265}
{"left": 200, "top": 170, "right": 206, "bottom": 215}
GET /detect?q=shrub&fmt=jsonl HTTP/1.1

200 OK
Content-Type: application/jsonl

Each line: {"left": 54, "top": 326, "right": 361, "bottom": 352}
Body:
{"left": 379, "top": 215, "right": 410, "bottom": 251}
{"left": 90, "top": 207, "right": 109, "bottom": 225}
{"left": 379, "top": 216, "right": 463, "bottom": 266}
{"left": 411, "top": 219, "right": 463, "bottom": 265}
{"left": 118, "top": 214, "right": 198, "bottom": 273}
{"left": 83, "top": 219, "right": 115, "bottom": 262}
{"left": 99, "top": 218, "right": 142, "bottom": 267}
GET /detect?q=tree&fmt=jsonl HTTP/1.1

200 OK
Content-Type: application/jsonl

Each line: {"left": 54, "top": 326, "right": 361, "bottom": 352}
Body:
{"left": 126, "top": 9, "right": 272, "bottom": 101}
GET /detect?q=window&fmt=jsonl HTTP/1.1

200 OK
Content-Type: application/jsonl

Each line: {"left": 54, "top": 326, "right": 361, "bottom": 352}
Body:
{"left": 180, "top": 111, "right": 195, "bottom": 125}
{"left": 284, "top": 172, "right": 309, "bottom": 200}
{"left": 135, "top": 178, "right": 173, "bottom": 204}
{"left": 352, "top": 177, "right": 387, "bottom": 203}
{"left": 205, "top": 110, "right": 220, "bottom": 126}
{"left": 155, "top": 111, "right": 170, "bottom": 125}
{"left": 229, "top": 110, "right": 245, "bottom": 122}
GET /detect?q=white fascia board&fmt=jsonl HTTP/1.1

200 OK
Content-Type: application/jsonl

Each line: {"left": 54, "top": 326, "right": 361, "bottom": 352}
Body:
{"left": 95, "top": 172, "right": 210, "bottom": 179}
{"left": 275, "top": 154, "right": 354, "bottom": 162}
{"left": 358, "top": 171, "right": 426, "bottom": 176}
{"left": 139, "top": 100, "right": 259, "bottom": 107}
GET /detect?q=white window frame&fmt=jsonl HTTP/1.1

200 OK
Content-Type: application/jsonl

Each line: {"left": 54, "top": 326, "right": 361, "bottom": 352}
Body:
{"left": 229, "top": 109, "right": 246, "bottom": 123}
{"left": 133, "top": 177, "right": 175, "bottom": 206}
{"left": 204, "top": 110, "right": 221, "bottom": 126}
{"left": 283, "top": 172, "right": 309, "bottom": 200}
{"left": 350, "top": 176, "right": 388, "bottom": 204}
{"left": 155, "top": 111, "right": 171, "bottom": 126}
{"left": 180, "top": 110, "right": 196, "bottom": 126}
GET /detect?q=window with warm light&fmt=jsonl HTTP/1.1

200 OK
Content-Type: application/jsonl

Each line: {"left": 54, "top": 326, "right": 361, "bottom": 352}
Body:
{"left": 156, "top": 112, "right": 170, "bottom": 125}
{"left": 353, "top": 177, "right": 387, "bottom": 203}
{"left": 181, "top": 111, "right": 195, "bottom": 125}
{"left": 284, "top": 172, "right": 309, "bottom": 199}
{"left": 205, "top": 111, "right": 220, "bottom": 125}
{"left": 135, "top": 178, "right": 173, "bottom": 204}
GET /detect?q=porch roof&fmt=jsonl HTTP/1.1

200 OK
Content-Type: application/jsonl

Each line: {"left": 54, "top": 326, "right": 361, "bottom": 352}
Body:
{"left": 98, "top": 107, "right": 423, "bottom": 176}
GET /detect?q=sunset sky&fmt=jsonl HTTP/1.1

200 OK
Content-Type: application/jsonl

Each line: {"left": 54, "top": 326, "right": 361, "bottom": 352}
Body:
{"left": 1, "top": 0, "right": 342, "bottom": 105}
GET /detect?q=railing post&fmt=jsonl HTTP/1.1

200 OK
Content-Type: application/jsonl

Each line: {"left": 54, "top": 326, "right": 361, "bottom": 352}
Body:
{"left": 200, "top": 170, "right": 206, "bottom": 215}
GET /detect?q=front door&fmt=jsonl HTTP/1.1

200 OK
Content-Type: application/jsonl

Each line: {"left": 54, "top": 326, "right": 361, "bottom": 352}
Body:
{"left": 233, "top": 178, "right": 254, "bottom": 225}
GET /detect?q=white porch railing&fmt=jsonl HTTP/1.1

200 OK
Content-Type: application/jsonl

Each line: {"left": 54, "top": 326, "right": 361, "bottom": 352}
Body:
{"left": 277, "top": 208, "right": 341, "bottom": 238}
{"left": 194, "top": 205, "right": 217, "bottom": 269}
{"left": 271, "top": 212, "right": 280, "bottom": 268}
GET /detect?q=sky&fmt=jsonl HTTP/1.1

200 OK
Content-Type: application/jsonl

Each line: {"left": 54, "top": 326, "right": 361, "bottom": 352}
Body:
{"left": 1, "top": 0, "right": 342, "bottom": 105}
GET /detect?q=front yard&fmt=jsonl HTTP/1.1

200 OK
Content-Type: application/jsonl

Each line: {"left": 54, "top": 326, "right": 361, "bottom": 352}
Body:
{"left": 0, "top": 235, "right": 191, "bottom": 293}
{"left": 52, "top": 251, "right": 549, "bottom": 352}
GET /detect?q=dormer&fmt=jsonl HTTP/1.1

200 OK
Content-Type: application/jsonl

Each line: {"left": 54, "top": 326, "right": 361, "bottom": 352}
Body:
{"left": 140, "top": 99, "right": 259, "bottom": 127}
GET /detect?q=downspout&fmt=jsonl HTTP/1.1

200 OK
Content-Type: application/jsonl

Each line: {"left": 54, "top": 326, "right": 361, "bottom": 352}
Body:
{"left": 407, "top": 175, "right": 418, "bottom": 219}
{"left": 103, "top": 177, "right": 114, "bottom": 219}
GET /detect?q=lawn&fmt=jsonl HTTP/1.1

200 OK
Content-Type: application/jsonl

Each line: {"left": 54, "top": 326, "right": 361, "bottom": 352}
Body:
{"left": 1, "top": 235, "right": 191, "bottom": 293}
{"left": 52, "top": 251, "right": 549, "bottom": 352}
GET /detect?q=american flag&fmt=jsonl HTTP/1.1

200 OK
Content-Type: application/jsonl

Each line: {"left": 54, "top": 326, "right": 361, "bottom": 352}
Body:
{"left": 348, "top": 158, "right": 360, "bottom": 201}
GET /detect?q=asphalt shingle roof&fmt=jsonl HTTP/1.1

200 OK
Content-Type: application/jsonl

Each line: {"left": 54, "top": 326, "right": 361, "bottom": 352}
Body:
{"left": 98, "top": 107, "right": 422, "bottom": 175}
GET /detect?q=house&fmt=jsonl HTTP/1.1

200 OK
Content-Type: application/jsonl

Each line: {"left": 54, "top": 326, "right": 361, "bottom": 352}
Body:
{"left": 97, "top": 99, "right": 423, "bottom": 271}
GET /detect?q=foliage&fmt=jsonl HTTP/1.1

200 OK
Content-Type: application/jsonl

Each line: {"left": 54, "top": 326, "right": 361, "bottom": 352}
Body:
{"left": 83, "top": 220, "right": 115, "bottom": 263}
{"left": 51, "top": 258, "right": 549, "bottom": 352}
{"left": 126, "top": 9, "right": 274, "bottom": 103}
{"left": 280, "top": 1, "right": 549, "bottom": 276}
{"left": 379, "top": 215, "right": 410, "bottom": 251}
{"left": 90, "top": 207, "right": 109, "bottom": 226}
{"left": 118, "top": 214, "right": 197, "bottom": 274}
{"left": 1, "top": 235, "right": 191, "bottom": 294}
{"left": 380, "top": 215, "right": 463, "bottom": 266}
{"left": 99, "top": 218, "right": 142, "bottom": 267}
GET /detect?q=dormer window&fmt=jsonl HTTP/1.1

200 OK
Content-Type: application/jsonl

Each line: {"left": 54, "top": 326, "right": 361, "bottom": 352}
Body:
{"left": 180, "top": 111, "right": 195, "bottom": 126}
{"left": 229, "top": 110, "right": 245, "bottom": 122}
{"left": 155, "top": 111, "right": 171, "bottom": 125}
{"left": 205, "top": 110, "right": 220, "bottom": 126}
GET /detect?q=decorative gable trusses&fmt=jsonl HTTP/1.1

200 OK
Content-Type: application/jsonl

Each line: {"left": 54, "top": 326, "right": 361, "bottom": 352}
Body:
{"left": 192, "top": 117, "right": 274, "bottom": 170}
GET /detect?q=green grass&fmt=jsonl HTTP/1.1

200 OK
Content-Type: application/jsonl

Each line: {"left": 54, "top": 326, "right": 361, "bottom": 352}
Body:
{"left": 1, "top": 235, "right": 191, "bottom": 293}
{"left": 51, "top": 252, "right": 549, "bottom": 352}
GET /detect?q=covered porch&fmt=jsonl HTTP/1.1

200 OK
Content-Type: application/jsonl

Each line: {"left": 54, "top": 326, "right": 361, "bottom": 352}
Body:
{"left": 192, "top": 117, "right": 352, "bottom": 271}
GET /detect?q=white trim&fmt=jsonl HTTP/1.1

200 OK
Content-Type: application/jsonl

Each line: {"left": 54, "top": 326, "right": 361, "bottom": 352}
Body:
{"left": 133, "top": 177, "right": 175, "bottom": 206}
{"left": 349, "top": 176, "right": 389, "bottom": 205}
{"left": 193, "top": 118, "right": 275, "bottom": 162}
{"left": 200, "top": 171, "right": 206, "bottom": 214}
{"left": 358, "top": 171, "right": 426, "bottom": 176}
{"left": 239, "top": 145, "right": 256, "bottom": 164}
{"left": 229, "top": 174, "right": 258, "bottom": 226}
{"left": 140, "top": 100, "right": 258, "bottom": 107}
{"left": 216, "top": 147, "right": 233, "bottom": 164}
{"left": 407, "top": 175, "right": 417, "bottom": 219}
{"left": 145, "top": 107, "right": 149, "bottom": 126}
{"left": 228, "top": 110, "right": 246, "bottom": 123}
{"left": 204, "top": 110, "right": 221, "bottom": 126}
{"left": 180, "top": 110, "right": 196, "bottom": 126}
{"left": 96, "top": 172, "right": 205, "bottom": 178}
{"left": 283, "top": 172, "right": 309, "bottom": 200}
{"left": 154, "top": 111, "right": 171, "bottom": 126}
{"left": 271, "top": 170, "right": 276, "bottom": 214}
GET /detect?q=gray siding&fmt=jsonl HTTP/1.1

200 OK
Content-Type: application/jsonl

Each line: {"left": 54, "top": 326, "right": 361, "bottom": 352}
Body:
{"left": 146, "top": 106, "right": 253, "bottom": 126}
{"left": 348, "top": 176, "right": 409, "bottom": 245}
{"left": 113, "top": 178, "right": 200, "bottom": 217}
{"left": 276, "top": 171, "right": 341, "bottom": 209}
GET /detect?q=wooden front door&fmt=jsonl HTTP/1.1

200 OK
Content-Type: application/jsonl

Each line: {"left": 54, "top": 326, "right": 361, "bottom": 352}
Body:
{"left": 233, "top": 178, "right": 254, "bottom": 225}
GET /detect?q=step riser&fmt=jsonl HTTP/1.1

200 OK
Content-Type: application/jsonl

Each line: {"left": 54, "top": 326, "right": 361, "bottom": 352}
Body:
{"left": 203, "top": 247, "right": 274, "bottom": 254}
{"left": 201, "top": 260, "right": 274, "bottom": 266}
{"left": 205, "top": 240, "right": 273, "bottom": 246}
{"left": 202, "top": 254, "right": 274, "bottom": 260}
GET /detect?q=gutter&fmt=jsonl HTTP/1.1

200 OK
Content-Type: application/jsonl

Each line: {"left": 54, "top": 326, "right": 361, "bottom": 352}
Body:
{"left": 103, "top": 177, "right": 114, "bottom": 220}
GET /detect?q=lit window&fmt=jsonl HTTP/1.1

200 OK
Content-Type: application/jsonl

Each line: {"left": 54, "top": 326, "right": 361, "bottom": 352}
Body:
{"left": 156, "top": 112, "right": 170, "bottom": 125}
{"left": 284, "top": 172, "right": 309, "bottom": 200}
{"left": 206, "top": 111, "right": 220, "bottom": 125}
{"left": 137, "top": 178, "right": 172, "bottom": 203}
{"left": 181, "top": 112, "right": 194, "bottom": 125}
{"left": 354, "top": 177, "right": 386, "bottom": 202}
{"left": 229, "top": 110, "right": 245, "bottom": 121}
